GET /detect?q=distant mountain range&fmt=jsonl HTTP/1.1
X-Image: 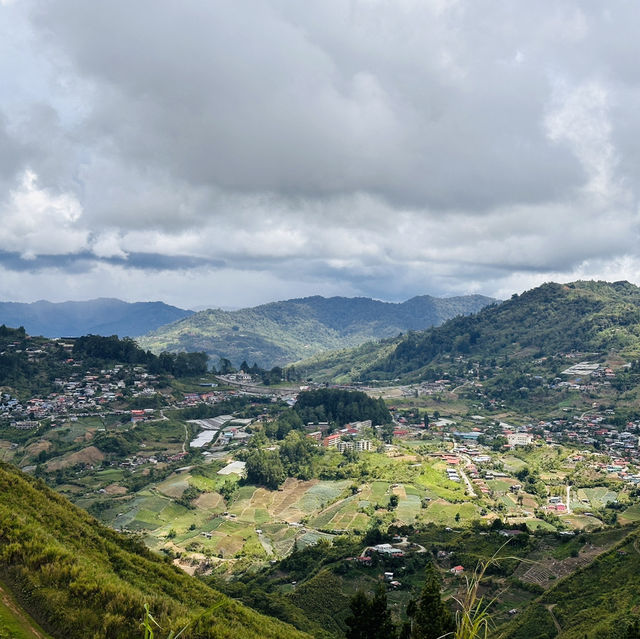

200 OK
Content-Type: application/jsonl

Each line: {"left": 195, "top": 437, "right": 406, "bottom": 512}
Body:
{"left": 138, "top": 294, "right": 496, "bottom": 368}
{"left": 0, "top": 298, "right": 194, "bottom": 338}
{"left": 295, "top": 280, "right": 640, "bottom": 383}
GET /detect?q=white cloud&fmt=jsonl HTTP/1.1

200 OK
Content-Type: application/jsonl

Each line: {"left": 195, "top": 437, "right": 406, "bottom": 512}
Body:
{"left": 0, "top": 169, "right": 88, "bottom": 258}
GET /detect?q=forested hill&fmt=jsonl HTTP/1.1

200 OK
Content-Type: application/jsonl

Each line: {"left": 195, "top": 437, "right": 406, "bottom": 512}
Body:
{"left": 296, "top": 280, "right": 640, "bottom": 382}
{"left": 0, "top": 298, "right": 193, "bottom": 338}
{"left": 138, "top": 293, "right": 495, "bottom": 368}
{"left": 0, "top": 462, "right": 308, "bottom": 639}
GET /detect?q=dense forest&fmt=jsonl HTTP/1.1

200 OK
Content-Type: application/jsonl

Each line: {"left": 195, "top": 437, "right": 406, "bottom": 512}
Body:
{"left": 0, "top": 326, "right": 69, "bottom": 395}
{"left": 293, "top": 388, "right": 392, "bottom": 426}
{"left": 73, "top": 335, "right": 208, "bottom": 376}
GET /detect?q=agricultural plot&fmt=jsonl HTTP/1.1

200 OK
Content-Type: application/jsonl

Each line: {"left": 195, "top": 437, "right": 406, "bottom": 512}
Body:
{"left": 561, "top": 514, "right": 603, "bottom": 531}
{"left": 269, "top": 479, "right": 318, "bottom": 519}
{"left": 487, "top": 479, "right": 515, "bottom": 493}
{"left": 264, "top": 524, "right": 299, "bottom": 556}
{"left": 228, "top": 487, "right": 258, "bottom": 521}
{"left": 188, "top": 474, "right": 223, "bottom": 492}
{"left": 619, "top": 503, "right": 640, "bottom": 524}
{"left": 194, "top": 492, "right": 224, "bottom": 510}
{"left": 368, "top": 481, "right": 390, "bottom": 503}
{"left": 499, "top": 494, "right": 518, "bottom": 511}
{"left": 423, "top": 500, "right": 479, "bottom": 526}
{"left": 155, "top": 475, "right": 190, "bottom": 498}
{"left": 112, "top": 492, "right": 185, "bottom": 531}
{"left": 525, "top": 518, "right": 557, "bottom": 532}
{"left": 295, "top": 481, "right": 350, "bottom": 514}
{"left": 94, "top": 468, "right": 124, "bottom": 482}
{"left": 581, "top": 487, "right": 618, "bottom": 507}
{"left": 415, "top": 463, "right": 466, "bottom": 501}
{"left": 310, "top": 495, "right": 359, "bottom": 530}
{"left": 296, "top": 531, "right": 334, "bottom": 548}
{"left": 501, "top": 455, "right": 528, "bottom": 472}
{"left": 395, "top": 494, "right": 421, "bottom": 523}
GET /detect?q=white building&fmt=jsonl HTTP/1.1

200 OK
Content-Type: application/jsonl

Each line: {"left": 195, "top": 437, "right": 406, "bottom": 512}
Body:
{"left": 507, "top": 433, "right": 533, "bottom": 447}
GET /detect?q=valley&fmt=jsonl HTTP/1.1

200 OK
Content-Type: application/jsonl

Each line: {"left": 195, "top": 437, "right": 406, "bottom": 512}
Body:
{"left": 3, "top": 281, "right": 640, "bottom": 637}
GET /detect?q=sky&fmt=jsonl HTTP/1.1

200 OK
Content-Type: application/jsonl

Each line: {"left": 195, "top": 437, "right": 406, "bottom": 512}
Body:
{"left": 1, "top": 1, "right": 639, "bottom": 310}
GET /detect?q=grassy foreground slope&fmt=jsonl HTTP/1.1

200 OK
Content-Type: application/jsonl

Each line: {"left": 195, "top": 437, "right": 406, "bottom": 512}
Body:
{"left": 298, "top": 280, "right": 640, "bottom": 382}
{"left": 0, "top": 463, "right": 308, "bottom": 639}
{"left": 0, "top": 578, "right": 53, "bottom": 639}
{"left": 500, "top": 528, "right": 640, "bottom": 639}
{"left": 138, "top": 294, "right": 494, "bottom": 368}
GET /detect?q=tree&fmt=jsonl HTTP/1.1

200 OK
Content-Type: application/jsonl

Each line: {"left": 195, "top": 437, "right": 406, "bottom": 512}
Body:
{"left": 218, "top": 357, "right": 235, "bottom": 374}
{"left": 245, "top": 449, "right": 285, "bottom": 489}
{"left": 389, "top": 495, "right": 399, "bottom": 510}
{"left": 411, "top": 563, "right": 453, "bottom": 639}
{"left": 279, "top": 430, "right": 317, "bottom": 478}
{"left": 382, "top": 423, "right": 395, "bottom": 444}
{"left": 345, "top": 585, "right": 396, "bottom": 639}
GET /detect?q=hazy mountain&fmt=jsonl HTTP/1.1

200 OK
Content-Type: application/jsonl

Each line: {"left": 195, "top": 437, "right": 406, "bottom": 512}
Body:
{"left": 0, "top": 298, "right": 193, "bottom": 338}
{"left": 296, "top": 280, "right": 640, "bottom": 382}
{"left": 137, "top": 293, "right": 496, "bottom": 368}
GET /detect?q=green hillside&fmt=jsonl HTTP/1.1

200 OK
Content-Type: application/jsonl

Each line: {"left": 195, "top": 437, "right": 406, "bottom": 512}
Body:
{"left": 0, "top": 462, "right": 308, "bottom": 639}
{"left": 0, "top": 578, "right": 53, "bottom": 639}
{"left": 137, "top": 294, "right": 494, "bottom": 368}
{"left": 500, "top": 528, "right": 640, "bottom": 638}
{"left": 297, "top": 280, "right": 640, "bottom": 382}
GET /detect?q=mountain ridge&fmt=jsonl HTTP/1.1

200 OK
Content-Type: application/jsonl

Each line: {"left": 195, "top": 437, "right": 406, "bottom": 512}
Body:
{"left": 138, "top": 293, "right": 496, "bottom": 368}
{"left": 294, "top": 280, "right": 640, "bottom": 382}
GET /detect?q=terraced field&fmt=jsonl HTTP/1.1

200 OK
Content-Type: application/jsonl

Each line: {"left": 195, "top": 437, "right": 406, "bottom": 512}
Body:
{"left": 619, "top": 502, "right": 640, "bottom": 524}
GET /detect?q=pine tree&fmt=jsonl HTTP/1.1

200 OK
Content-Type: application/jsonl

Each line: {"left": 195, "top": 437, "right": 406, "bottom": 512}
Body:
{"left": 411, "top": 562, "right": 453, "bottom": 639}
{"left": 345, "top": 585, "right": 396, "bottom": 639}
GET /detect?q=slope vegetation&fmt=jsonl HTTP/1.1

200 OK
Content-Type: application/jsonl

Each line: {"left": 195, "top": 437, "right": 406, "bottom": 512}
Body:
{"left": 298, "top": 281, "right": 640, "bottom": 382}
{"left": 500, "top": 528, "right": 640, "bottom": 638}
{"left": 0, "top": 462, "right": 308, "bottom": 639}
{"left": 138, "top": 294, "right": 494, "bottom": 368}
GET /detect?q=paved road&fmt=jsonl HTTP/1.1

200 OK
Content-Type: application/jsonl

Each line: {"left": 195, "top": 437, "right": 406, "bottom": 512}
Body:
{"left": 452, "top": 446, "right": 478, "bottom": 497}
{"left": 458, "top": 466, "right": 477, "bottom": 498}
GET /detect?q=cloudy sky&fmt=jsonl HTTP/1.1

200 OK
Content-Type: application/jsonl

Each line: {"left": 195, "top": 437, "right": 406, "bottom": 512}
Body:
{"left": 1, "top": 1, "right": 639, "bottom": 309}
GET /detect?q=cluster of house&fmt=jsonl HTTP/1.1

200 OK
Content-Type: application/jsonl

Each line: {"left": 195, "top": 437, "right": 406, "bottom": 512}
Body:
{"left": 371, "top": 543, "right": 405, "bottom": 557}
{"left": 305, "top": 420, "right": 375, "bottom": 452}
{"left": 552, "top": 361, "right": 616, "bottom": 392}
{"left": 117, "top": 450, "right": 188, "bottom": 469}
{"left": 441, "top": 413, "right": 640, "bottom": 496}
{"left": 1, "top": 365, "right": 163, "bottom": 425}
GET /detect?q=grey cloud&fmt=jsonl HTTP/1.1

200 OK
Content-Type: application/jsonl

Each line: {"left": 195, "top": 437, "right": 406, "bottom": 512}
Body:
{"left": 0, "top": 250, "right": 223, "bottom": 273}
{"left": 28, "top": 0, "right": 595, "bottom": 211}
{"left": 1, "top": 1, "right": 640, "bottom": 307}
